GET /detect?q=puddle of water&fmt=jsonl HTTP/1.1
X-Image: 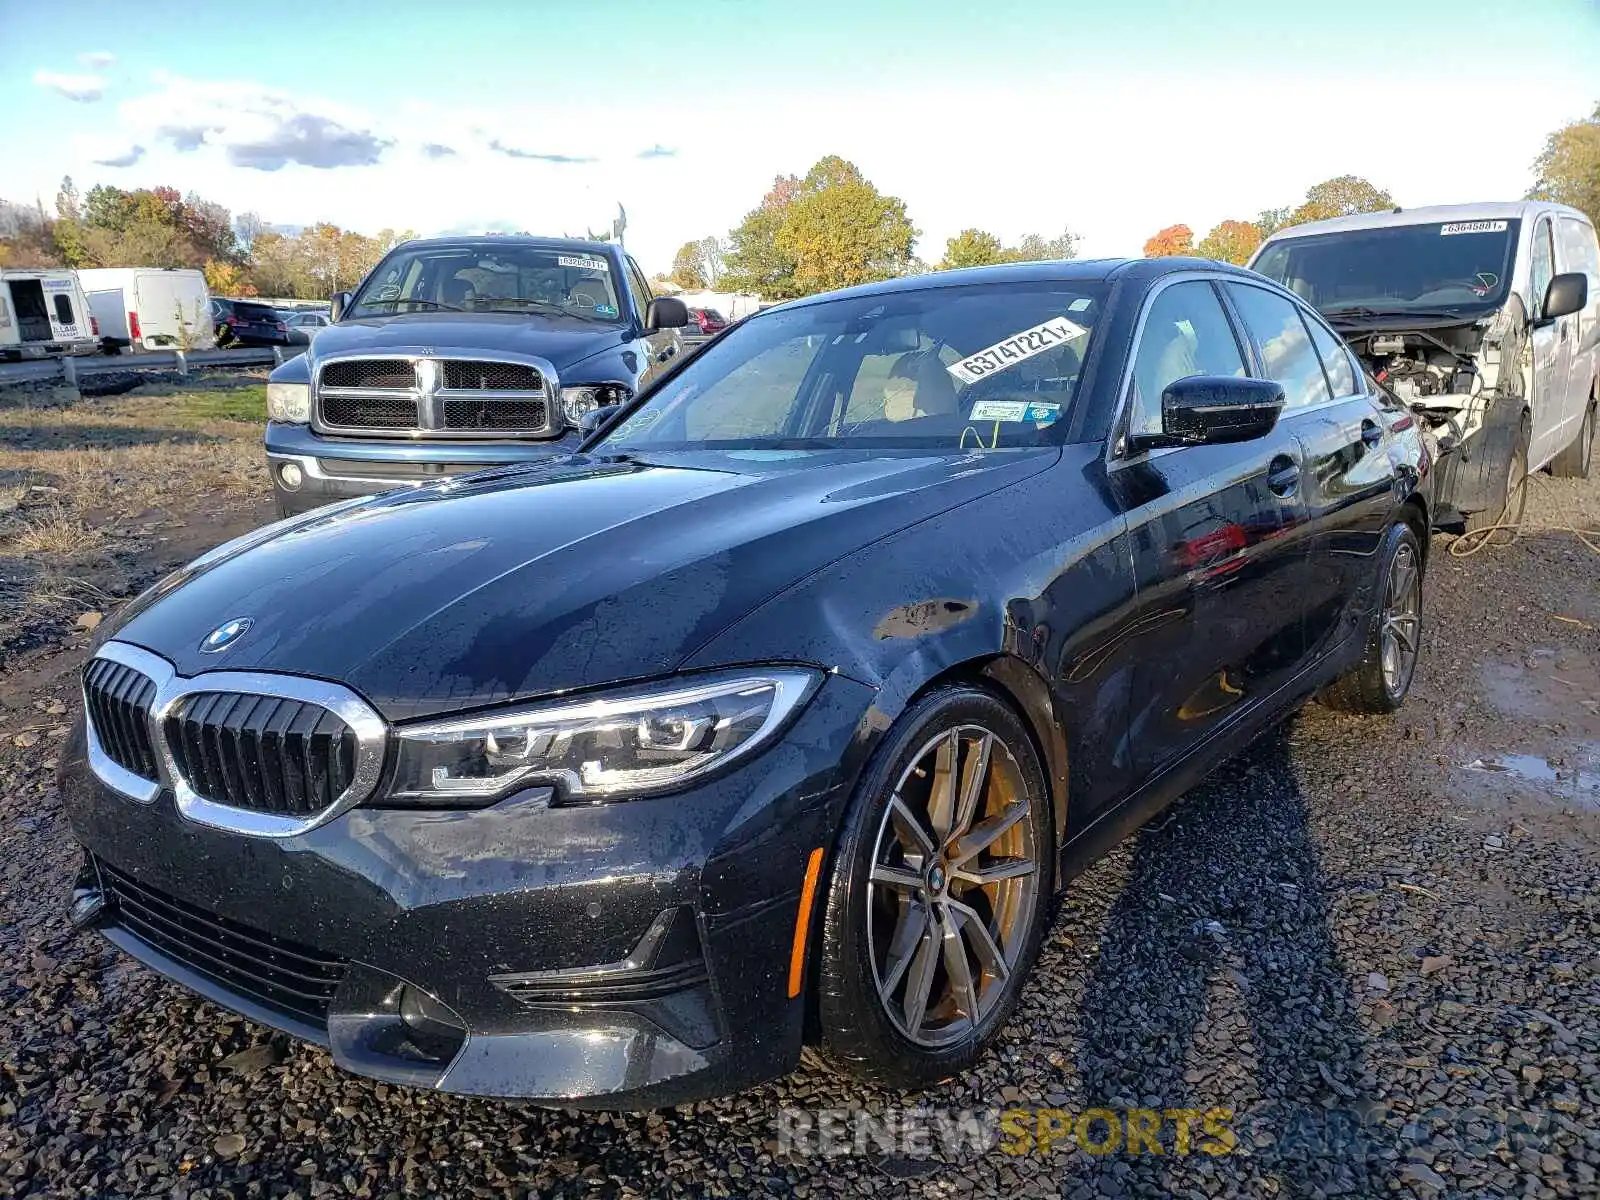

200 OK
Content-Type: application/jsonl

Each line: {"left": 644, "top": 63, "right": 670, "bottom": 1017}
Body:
{"left": 1463, "top": 751, "right": 1600, "bottom": 808}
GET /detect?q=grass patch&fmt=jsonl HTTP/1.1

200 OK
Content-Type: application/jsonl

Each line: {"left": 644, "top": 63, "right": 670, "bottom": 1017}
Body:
{"left": 161, "top": 384, "right": 267, "bottom": 425}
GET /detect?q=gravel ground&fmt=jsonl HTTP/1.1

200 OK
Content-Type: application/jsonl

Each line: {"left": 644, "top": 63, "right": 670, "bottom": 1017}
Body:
{"left": 2, "top": 463, "right": 1598, "bottom": 1199}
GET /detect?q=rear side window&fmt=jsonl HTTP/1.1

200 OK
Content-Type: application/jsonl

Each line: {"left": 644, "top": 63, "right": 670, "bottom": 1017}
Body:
{"left": 1225, "top": 284, "right": 1332, "bottom": 411}
{"left": 52, "top": 294, "right": 73, "bottom": 324}
{"left": 1129, "top": 280, "right": 1247, "bottom": 435}
{"left": 1558, "top": 217, "right": 1599, "bottom": 294}
{"left": 1302, "top": 312, "right": 1358, "bottom": 397}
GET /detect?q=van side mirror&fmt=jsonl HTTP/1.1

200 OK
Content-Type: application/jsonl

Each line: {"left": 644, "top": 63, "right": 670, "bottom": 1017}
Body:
{"left": 1128, "top": 376, "right": 1286, "bottom": 453}
{"left": 330, "top": 291, "right": 352, "bottom": 321}
{"left": 1540, "top": 272, "right": 1588, "bottom": 323}
{"left": 645, "top": 297, "right": 688, "bottom": 332}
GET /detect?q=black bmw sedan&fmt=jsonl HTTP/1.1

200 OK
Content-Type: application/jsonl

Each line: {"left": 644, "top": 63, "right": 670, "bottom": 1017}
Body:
{"left": 61, "top": 258, "right": 1432, "bottom": 1108}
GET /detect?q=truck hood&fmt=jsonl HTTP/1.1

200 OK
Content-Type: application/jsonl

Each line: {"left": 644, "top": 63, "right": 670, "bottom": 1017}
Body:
{"left": 110, "top": 448, "right": 1058, "bottom": 720}
{"left": 308, "top": 312, "right": 634, "bottom": 378}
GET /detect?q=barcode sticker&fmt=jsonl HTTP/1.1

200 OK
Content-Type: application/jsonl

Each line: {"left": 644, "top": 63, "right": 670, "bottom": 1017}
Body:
{"left": 558, "top": 255, "right": 609, "bottom": 271}
{"left": 1440, "top": 220, "right": 1508, "bottom": 236}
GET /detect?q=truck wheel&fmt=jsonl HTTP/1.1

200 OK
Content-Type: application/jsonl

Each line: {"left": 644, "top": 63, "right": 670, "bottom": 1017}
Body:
{"left": 1320, "top": 521, "right": 1424, "bottom": 714}
{"left": 1550, "top": 399, "right": 1595, "bottom": 480}
{"left": 1462, "top": 411, "right": 1530, "bottom": 541}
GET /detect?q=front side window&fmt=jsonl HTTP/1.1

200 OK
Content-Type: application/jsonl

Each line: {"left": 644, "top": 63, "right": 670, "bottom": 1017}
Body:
{"left": 348, "top": 244, "right": 624, "bottom": 323}
{"left": 1530, "top": 219, "right": 1555, "bottom": 316}
{"left": 1252, "top": 219, "right": 1522, "bottom": 319}
{"left": 1128, "top": 280, "right": 1247, "bottom": 435}
{"left": 601, "top": 282, "right": 1106, "bottom": 451}
{"left": 1302, "top": 311, "right": 1358, "bottom": 397}
{"left": 1226, "top": 284, "right": 1332, "bottom": 411}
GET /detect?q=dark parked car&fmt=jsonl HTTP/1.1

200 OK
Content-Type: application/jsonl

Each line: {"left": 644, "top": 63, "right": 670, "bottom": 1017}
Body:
{"left": 211, "top": 297, "right": 292, "bottom": 348}
{"left": 263, "top": 236, "right": 687, "bottom": 517}
{"left": 685, "top": 306, "right": 728, "bottom": 336}
{"left": 63, "top": 258, "right": 1432, "bottom": 1108}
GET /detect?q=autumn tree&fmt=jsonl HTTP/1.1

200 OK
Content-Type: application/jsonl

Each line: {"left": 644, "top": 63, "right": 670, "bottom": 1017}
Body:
{"left": 1143, "top": 224, "right": 1194, "bottom": 257}
{"left": 723, "top": 157, "right": 916, "bottom": 298}
{"left": 1256, "top": 206, "right": 1294, "bottom": 238}
{"left": 1529, "top": 102, "right": 1600, "bottom": 225}
{"left": 1286, "top": 175, "right": 1394, "bottom": 226}
{"left": 1196, "top": 219, "right": 1263, "bottom": 265}
{"left": 670, "top": 240, "right": 707, "bottom": 288}
{"left": 939, "top": 228, "right": 1007, "bottom": 270}
{"left": 696, "top": 235, "right": 725, "bottom": 287}
{"left": 1009, "top": 228, "right": 1080, "bottom": 262}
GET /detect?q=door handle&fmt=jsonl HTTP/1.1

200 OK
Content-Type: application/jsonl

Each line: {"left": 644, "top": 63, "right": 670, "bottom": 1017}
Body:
{"left": 1267, "top": 454, "right": 1301, "bottom": 497}
{"left": 1360, "top": 419, "right": 1382, "bottom": 447}
{"left": 1559, "top": 322, "right": 1568, "bottom": 343}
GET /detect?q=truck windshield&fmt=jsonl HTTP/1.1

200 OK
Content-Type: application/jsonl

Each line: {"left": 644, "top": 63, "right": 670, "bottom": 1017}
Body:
{"left": 349, "top": 245, "right": 625, "bottom": 323}
{"left": 1253, "top": 219, "right": 1522, "bottom": 318}
{"left": 597, "top": 281, "right": 1105, "bottom": 452}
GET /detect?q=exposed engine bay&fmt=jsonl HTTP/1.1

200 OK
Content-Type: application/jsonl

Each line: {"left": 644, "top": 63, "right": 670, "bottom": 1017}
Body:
{"left": 1340, "top": 310, "right": 1522, "bottom": 465}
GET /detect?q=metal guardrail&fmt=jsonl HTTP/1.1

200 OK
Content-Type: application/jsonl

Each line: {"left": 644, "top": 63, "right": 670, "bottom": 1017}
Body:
{"left": 0, "top": 346, "right": 294, "bottom": 387}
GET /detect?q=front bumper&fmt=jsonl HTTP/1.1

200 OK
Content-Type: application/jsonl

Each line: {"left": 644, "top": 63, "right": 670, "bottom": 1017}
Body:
{"left": 60, "top": 672, "right": 873, "bottom": 1107}
{"left": 265, "top": 421, "right": 583, "bottom": 515}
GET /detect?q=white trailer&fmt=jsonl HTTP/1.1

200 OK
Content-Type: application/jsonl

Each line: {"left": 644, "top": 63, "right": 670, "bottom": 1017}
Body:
{"left": 0, "top": 269, "right": 99, "bottom": 359}
{"left": 76, "top": 267, "right": 216, "bottom": 352}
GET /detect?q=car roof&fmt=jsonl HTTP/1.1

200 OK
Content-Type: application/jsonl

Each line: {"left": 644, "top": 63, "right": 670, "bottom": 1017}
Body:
{"left": 1262, "top": 200, "right": 1594, "bottom": 243}
{"left": 764, "top": 257, "right": 1263, "bottom": 314}
{"left": 387, "top": 235, "right": 621, "bottom": 256}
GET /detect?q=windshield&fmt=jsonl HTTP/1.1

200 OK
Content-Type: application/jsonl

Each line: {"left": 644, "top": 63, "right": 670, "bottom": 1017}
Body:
{"left": 598, "top": 281, "right": 1105, "bottom": 452}
{"left": 1252, "top": 219, "right": 1522, "bottom": 317}
{"left": 348, "top": 244, "right": 625, "bottom": 322}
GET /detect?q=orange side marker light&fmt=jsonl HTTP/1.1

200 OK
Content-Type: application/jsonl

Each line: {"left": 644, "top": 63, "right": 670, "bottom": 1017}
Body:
{"left": 787, "top": 847, "right": 825, "bottom": 999}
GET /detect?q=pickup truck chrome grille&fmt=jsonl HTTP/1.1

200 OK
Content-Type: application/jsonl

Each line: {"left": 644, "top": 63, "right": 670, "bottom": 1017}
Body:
{"left": 314, "top": 355, "right": 560, "bottom": 437}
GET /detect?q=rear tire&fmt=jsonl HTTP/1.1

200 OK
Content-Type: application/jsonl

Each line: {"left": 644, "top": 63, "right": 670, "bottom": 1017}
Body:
{"left": 813, "top": 685, "right": 1054, "bottom": 1089}
{"left": 1550, "top": 400, "right": 1595, "bottom": 480}
{"left": 1320, "top": 522, "right": 1424, "bottom": 714}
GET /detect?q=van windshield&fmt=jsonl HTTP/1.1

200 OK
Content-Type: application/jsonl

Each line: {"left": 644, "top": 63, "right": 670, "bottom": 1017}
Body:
{"left": 1253, "top": 219, "right": 1522, "bottom": 321}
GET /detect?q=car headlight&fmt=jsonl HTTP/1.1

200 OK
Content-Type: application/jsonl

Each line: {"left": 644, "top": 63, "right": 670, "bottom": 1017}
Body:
{"left": 267, "top": 381, "right": 311, "bottom": 423}
{"left": 560, "top": 385, "right": 628, "bottom": 428}
{"left": 390, "top": 668, "right": 819, "bottom": 804}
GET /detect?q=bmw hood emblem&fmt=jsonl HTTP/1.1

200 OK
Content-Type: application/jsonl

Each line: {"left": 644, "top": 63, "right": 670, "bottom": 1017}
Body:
{"left": 200, "top": 617, "right": 253, "bottom": 653}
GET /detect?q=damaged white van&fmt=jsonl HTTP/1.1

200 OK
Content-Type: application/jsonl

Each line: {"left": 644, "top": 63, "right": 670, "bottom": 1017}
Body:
{"left": 1250, "top": 202, "right": 1599, "bottom": 531}
{"left": 0, "top": 269, "right": 99, "bottom": 360}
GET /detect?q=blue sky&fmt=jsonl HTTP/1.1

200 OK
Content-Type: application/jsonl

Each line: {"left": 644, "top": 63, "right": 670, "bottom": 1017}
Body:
{"left": 1, "top": 0, "right": 1596, "bottom": 274}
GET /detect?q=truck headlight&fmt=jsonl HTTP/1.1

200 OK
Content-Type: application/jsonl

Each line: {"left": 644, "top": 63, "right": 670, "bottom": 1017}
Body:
{"left": 390, "top": 669, "right": 819, "bottom": 803}
{"left": 267, "top": 382, "right": 311, "bottom": 423}
{"left": 560, "top": 385, "right": 628, "bottom": 428}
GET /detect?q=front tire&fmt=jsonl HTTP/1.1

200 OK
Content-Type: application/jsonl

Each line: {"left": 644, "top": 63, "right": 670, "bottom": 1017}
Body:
{"left": 813, "top": 686, "right": 1054, "bottom": 1088}
{"left": 1320, "top": 521, "right": 1424, "bottom": 714}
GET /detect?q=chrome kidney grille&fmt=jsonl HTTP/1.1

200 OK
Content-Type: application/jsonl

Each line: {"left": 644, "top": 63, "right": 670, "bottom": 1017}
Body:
{"left": 81, "top": 642, "right": 387, "bottom": 838}
{"left": 314, "top": 355, "right": 559, "bottom": 437}
{"left": 163, "top": 693, "right": 360, "bottom": 818}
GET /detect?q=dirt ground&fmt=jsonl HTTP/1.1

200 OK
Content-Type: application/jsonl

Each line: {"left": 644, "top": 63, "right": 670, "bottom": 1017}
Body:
{"left": 0, "top": 389, "right": 1597, "bottom": 1199}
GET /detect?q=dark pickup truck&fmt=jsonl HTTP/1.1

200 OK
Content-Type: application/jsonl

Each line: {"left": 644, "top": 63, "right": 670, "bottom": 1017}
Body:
{"left": 263, "top": 236, "right": 689, "bottom": 516}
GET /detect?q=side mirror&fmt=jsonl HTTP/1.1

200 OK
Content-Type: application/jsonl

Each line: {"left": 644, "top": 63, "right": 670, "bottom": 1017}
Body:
{"left": 578, "top": 403, "right": 621, "bottom": 438}
{"left": 330, "top": 291, "right": 352, "bottom": 321}
{"left": 1129, "top": 376, "right": 1285, "bottom": 453}
{"left": 645, "top": 297, "right": 689, "bottom": 332}
{"left": 1540, "top": 272, "right": 1588, "bottom": 323}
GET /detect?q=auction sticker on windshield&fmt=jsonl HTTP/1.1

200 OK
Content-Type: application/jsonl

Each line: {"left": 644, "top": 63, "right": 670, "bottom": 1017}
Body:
{"left": 1440, "top": 220, "right": 1509, "bottom": 236}
{"left": 558, "top": 255, "right": 609, "bottom": 271}
{"left": 947, "top": 318, "right": 1086, "bottom": 385}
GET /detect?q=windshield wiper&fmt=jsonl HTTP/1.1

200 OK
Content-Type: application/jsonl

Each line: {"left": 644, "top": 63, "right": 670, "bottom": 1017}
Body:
{"left": 480, "top": 298, "right": 609, "bottom": 319}
{"left": 1323, "top": 304, "right": 1476, "bottom": 323}
{"left": 358, "top": 298, "right": 463, "bottom": 312}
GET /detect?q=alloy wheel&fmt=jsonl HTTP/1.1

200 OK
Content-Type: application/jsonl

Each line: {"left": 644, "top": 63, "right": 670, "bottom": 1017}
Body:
{"left": 1380, "top": 542, "right": 1421, "bottom": 698}
{"left": 865, "top": 725, "right": 1040, "bottom": 1047}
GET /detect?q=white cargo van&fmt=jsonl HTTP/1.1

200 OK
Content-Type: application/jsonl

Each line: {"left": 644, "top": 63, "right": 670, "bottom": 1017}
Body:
{"left": 77, "top": 267, "right": 216, "bottom": 352}
{"left": 0, "top": 269, "right": 99, "bottom": 359}
{"left": 1250, "top": 201, "right": 1599, "bottom": 531}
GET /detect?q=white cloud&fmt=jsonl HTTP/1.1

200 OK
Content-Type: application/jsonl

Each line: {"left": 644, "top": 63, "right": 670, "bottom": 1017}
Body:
{"left": 78, "top": 51, "right": 116, "bottom": 70}
{"left": 93, "top": 145, "right": 145, "bottom": 168}
{"left": 34, "top": 70, "right": 107, "bottom": 103}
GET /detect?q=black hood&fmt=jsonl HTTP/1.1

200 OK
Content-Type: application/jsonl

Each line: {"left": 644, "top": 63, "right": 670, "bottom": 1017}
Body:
{"left": 309, "top": 312, "right": 635, "bottom": 378}
{"left": 111, "top": 449, "right": 1058, "bottom": 720}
